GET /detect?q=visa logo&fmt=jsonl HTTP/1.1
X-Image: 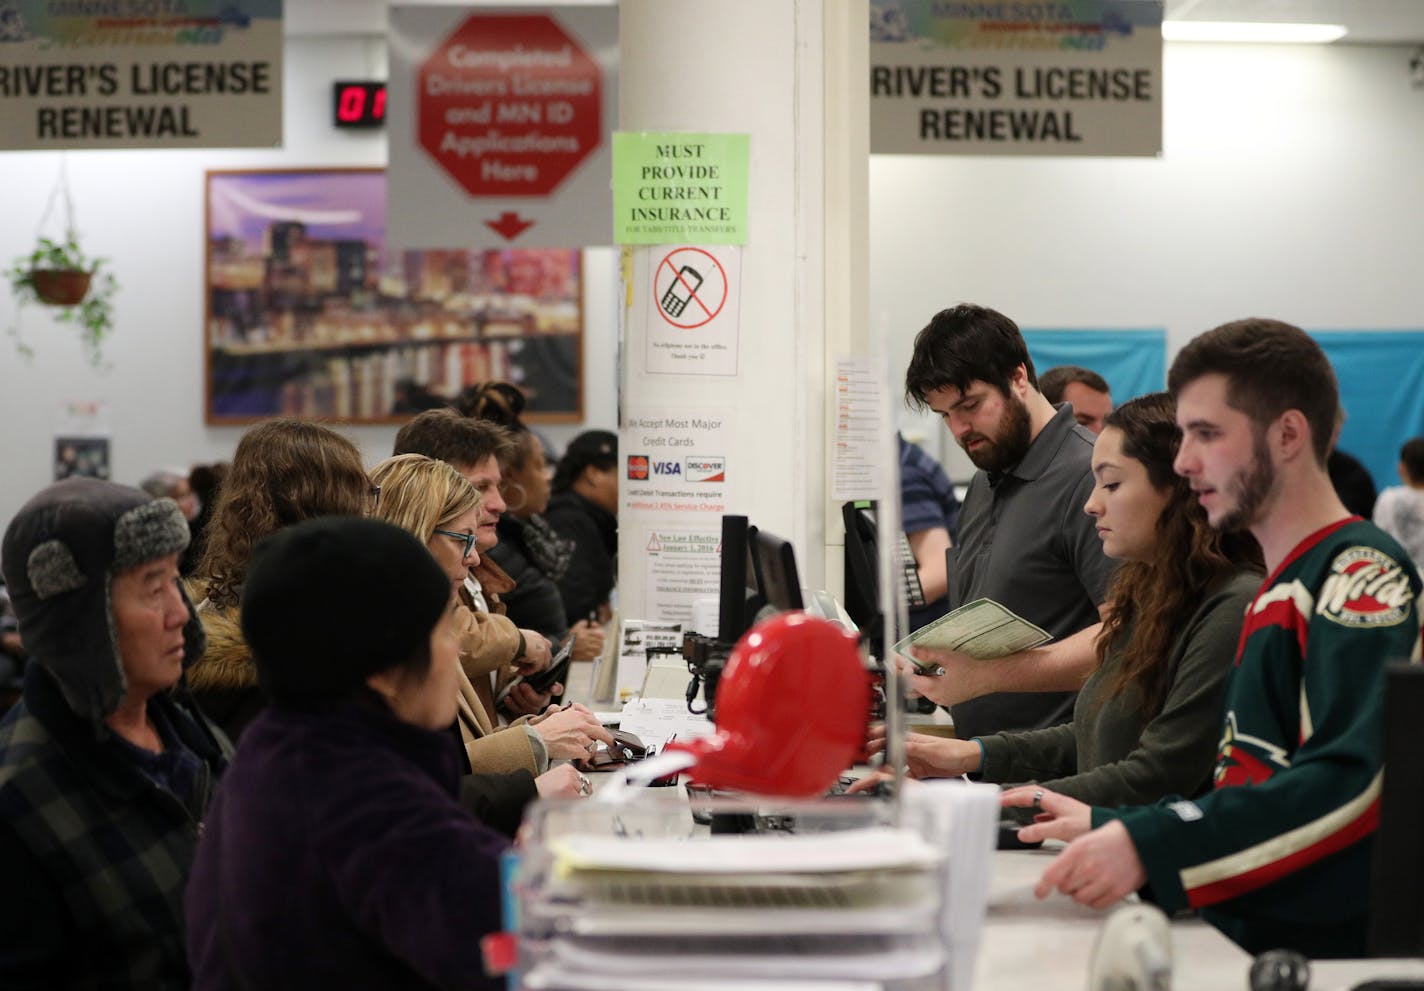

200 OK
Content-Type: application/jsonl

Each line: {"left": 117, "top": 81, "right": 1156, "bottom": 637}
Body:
{"left": 652, "top": 461, "right": 682, "bottom": 476}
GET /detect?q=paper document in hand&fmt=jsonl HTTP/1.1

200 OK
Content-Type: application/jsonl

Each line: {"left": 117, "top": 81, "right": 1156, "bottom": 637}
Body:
{"left": 894, "top": 597, "right": 1050, "bottom": 666}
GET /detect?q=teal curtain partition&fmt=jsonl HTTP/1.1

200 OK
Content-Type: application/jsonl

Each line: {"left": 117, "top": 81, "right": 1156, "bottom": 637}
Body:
{"left": 1313, "top": 331, "right": 1424, "bottom": 493}
{"left": 1022, "top": 328, "right": 1166, "bottom": 407}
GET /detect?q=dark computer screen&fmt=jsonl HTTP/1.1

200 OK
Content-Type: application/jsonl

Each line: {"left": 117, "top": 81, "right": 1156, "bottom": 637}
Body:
{"left": 716, "top": 514, "right": 763, "bottom": 647}
{"left": 841, "top": 500, "right": 926, "bottom": 642}
{"left": 715, "top": 516, "right": 807, "bottom": 649}
{"left": 1368, "top": 661, "right": 1424, "bottom": 956}
{"left": 747, "top": 525, "right": 805, "bottom": 614}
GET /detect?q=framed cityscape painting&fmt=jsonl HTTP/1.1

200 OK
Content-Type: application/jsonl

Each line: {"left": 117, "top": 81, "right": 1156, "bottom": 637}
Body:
{"left": 204, "top": 168, "right": 583, "bottom": 424}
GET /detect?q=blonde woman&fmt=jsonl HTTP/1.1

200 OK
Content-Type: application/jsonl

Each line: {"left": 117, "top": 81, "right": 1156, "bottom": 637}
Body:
{"left": 370, "top": 454, "right": 613, "bottom": 802}
{"left": 189, "top": 422, "right": 567, "bottom": 830}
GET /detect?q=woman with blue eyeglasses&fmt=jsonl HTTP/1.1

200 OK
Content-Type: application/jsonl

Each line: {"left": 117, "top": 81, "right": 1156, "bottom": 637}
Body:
{"left": 370, "top": 455, "right": 612, "bottom": 813}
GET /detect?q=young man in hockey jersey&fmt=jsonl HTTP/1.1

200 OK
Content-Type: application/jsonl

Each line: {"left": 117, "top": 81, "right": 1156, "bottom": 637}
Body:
{"left": 1006, "top": 318, "right": 1423, "bottom": 958}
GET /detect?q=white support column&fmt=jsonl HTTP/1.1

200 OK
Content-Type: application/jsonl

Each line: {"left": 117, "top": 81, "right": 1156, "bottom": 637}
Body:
{"left": 819, "top": 1, "right": 872, "bottom": 598}
{"left": 616, "top": 0, "right": 869, "bottom": 621}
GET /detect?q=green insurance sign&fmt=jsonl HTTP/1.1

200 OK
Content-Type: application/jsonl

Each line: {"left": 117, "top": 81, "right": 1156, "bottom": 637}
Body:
{"left": 613, "top": 132, "right": 749, "bottom": 245}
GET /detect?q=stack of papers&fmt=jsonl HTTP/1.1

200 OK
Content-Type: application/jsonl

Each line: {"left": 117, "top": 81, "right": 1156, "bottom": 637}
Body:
{"left": 515, "top": 786, "right": 1000, "bottom": 991}
{"left": 528, "top": 826, "right": 944, "bottom": 987}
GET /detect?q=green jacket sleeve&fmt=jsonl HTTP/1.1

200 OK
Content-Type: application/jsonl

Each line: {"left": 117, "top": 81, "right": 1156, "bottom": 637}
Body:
{"left": 1039, "top": 575, "right": 1254, "bottom": 807}
{"left": 978, "top": 721, "right": 1077, "bottom": 785}
{"left": 1104, "top": 550, "right": 1419, "bottom": 915}
{"left": 982, "top": 574, "right": 1254, "bottom": 810}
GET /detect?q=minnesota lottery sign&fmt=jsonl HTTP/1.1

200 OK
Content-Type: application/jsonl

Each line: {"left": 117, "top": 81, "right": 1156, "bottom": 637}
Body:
{"left": 0, "top": 1, "right": 283, "bottom": 150}
{"left": 870, "top": 0, "right": 1162, "bottom": 157}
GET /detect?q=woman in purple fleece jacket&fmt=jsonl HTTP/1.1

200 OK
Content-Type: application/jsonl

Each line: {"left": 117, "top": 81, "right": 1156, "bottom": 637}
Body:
{"left": 185, "top": 516, "right": 510, "bottom": 991}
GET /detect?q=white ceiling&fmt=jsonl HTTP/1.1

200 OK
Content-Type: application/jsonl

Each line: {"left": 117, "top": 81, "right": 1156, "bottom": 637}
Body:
{"left": 285, "top": 0, "right": 607, "bottom": 37}
{"left": 286, "top": 0, "right": 1424, "bottom": 44}
{"left": 1164, "top": 0, "right": 1424, "bottom": 43}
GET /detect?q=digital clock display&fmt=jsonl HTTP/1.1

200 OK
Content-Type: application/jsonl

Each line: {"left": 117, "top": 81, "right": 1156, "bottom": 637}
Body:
{"left": 332, "top": 81, "right": 386, "bottom": 128}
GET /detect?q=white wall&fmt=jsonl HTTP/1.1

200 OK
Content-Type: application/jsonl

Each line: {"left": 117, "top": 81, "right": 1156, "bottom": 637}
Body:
{"left": 0, "top": 34, "right": 619, "bottom": 527}
{"left": 4, "top": 37, "right": 1422, "bottom": 526}
{"left": 614, "top": 1, "right": 868, "bottom": 613}
{"left": 875, "top": 42, "right": 1424, "bottom": 481}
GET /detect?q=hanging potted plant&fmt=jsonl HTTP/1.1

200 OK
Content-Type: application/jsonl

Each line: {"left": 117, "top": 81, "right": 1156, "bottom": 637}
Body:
{"left": 6, "top": 163, "right": 120, "bottom": 369}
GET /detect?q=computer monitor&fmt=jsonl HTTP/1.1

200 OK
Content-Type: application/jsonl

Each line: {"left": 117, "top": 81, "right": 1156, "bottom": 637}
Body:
{"left": 1368, "top": 661, "right": 1424, "bottom": 955}
{"left": 841, "top": 499, "right": 925, "bottom": 642}
{"left": 716, "top": 514, "right": 764, "bottom": 647}
{"left": 715, "top": 516, "right": 806, "bottom": 648}
{"left": 747, "top": 524, "right": 805, "bottom": 615}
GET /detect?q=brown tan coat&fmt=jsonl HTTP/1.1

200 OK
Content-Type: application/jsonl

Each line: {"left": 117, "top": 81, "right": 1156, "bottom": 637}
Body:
{"left": 452, "top": 599, "right": 541, "bottom": 775}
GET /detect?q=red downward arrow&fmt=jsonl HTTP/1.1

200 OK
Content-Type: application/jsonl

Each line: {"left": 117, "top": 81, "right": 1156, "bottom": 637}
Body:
{"left": 484, "top": 211, "right": 535, "bottom": 240}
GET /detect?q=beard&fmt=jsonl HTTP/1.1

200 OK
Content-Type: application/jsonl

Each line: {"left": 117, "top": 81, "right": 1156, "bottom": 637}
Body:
{"left": 1213, "top": 431, "right": 1275, "bottom": 533}
{"left": 960, "top": 394, "right": 1033, "bottom": 473}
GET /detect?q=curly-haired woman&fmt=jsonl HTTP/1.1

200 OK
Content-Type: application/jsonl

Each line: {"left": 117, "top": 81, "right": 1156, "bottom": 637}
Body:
{"left": 187, "top": 419, "right": 373, "bottom": 739}
{"left": 867, "top": 393, "right": 1262, "bottom": 808}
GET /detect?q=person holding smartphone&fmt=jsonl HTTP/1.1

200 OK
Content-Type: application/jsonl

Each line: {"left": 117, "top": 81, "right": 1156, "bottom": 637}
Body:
{"left": 188, "top": 422, "right": 598, "bottom": 831}
{"left": 495, "top": 633, "right": 576, "bottom": 710}
{"left": 457, "top": 383, "right": 607, "bottom": 674}
{"left": 370, "top": 455, "right": 613, "bottom": 803}
{"left": 392, "top": 406, "right": 599, "bottom": 718}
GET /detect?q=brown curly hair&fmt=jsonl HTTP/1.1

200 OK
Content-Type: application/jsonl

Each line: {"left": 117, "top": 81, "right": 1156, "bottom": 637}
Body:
{"left": 196, "top": 420, "right": 370, "bottom": 608}
{"left": 1094, "top": 393, "right": 1263, "bottom": 714}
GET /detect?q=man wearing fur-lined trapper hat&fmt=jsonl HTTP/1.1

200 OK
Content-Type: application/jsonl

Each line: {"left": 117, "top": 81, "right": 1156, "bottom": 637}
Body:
{"left": 0, "top": 477, "right": 229, "bottom": 989}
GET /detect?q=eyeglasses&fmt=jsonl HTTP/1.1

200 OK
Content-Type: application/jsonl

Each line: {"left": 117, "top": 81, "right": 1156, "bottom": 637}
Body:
{"left": 434, "top": 528, "right": 477, "bottom": 560}
{"left": 368, "top": 484, "right": 381, "bottom": 512}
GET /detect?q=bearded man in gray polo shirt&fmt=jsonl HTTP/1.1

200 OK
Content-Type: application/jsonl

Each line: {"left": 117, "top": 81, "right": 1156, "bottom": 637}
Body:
{"left": 903, "top": 304, "right": 1116, "bottom": 740}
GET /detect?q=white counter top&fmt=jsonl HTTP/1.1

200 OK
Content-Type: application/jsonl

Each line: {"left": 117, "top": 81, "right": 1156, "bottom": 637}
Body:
{"left": 980, "top": 850, "right": 1424, "bottom": 991}
{"left": 977, "top": 848, "right": 1250, "bottom": 991}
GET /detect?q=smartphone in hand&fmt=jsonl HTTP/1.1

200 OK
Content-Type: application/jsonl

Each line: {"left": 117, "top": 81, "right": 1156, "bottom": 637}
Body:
{"left": 521, "top": 634, "right": 575, "bottom": 695}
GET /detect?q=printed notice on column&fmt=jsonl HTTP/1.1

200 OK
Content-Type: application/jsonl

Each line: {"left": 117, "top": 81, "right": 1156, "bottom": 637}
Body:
{"left": 832, "top": 355, "right": 882, "bottom": 501}
{"left": 621, "top": 407, "right": 736, "bottom": 515}
{"left": 641, "top": 526, "right": 721, "bottom": 625}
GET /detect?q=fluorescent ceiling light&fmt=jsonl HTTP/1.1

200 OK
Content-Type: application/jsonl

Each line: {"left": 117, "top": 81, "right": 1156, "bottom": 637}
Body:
{"left": 1161, "top": 21, "right": 1348, "bottom": 43}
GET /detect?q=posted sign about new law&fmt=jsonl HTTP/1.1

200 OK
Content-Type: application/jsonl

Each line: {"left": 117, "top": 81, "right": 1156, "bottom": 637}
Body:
{"left": 641, "top": 526, "right": 721, "bottom": 627}
{"left": 0, "top": 0, "right": 283, "bottom": 150}
{"left": 870, "top": 0, "right": 1162, "bottom": 157}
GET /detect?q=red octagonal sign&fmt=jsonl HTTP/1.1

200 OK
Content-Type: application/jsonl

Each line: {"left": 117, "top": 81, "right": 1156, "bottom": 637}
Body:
{"left": 418, "top": 14, "right": 601, "bottom": 198}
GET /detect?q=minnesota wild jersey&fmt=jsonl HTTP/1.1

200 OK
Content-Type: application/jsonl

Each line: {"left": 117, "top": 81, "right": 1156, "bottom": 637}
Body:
{"left": 1099, "top": 518, "right": 1424, "bottom": 955}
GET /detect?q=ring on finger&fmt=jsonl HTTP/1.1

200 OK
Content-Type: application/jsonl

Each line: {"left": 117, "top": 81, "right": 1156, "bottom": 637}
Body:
{"left": 576, "top": 773, "right": 592, "bottom": 797}
{"left": 1032, "top": 789, "right": 1044, "bottom": 814}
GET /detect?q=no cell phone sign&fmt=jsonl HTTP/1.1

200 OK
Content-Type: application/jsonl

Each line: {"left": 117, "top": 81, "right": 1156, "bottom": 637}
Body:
{"left": 653, "top": 247, "right": 728, "bottom": 329}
